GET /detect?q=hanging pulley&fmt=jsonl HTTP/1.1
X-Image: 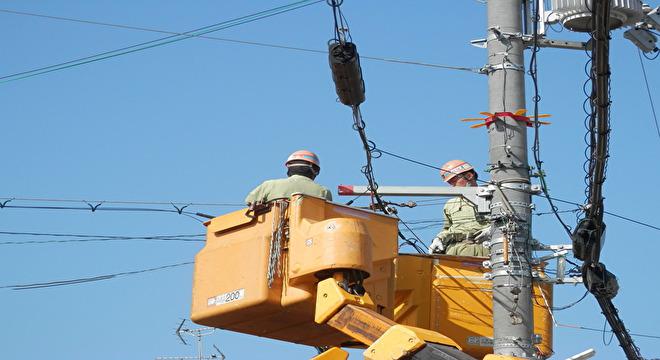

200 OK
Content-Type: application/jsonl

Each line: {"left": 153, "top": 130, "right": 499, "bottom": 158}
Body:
{"left": 571, "top": 217, "right": 606, "bottom": 263}
{"left": 328, "top": 41, "right": 365, "bottom": 106}
{"left": 583, "top": 263, "right": 619, "bottom": 300}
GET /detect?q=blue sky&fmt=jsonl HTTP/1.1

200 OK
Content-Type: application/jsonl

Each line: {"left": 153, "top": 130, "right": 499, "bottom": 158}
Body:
{"left": 1, "top": 1, "right": 658, "bottom": 359}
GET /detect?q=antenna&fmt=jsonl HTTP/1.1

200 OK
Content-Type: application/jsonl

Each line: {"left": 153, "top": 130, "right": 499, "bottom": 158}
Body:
{"left": 212, "top": 345, "right": 225, "bottom": 360}
{"left": 175, "top": 319, "right": 187, "bottom": 345}
{"left": 155, "top": 320, "right": 222, "bottom": 360}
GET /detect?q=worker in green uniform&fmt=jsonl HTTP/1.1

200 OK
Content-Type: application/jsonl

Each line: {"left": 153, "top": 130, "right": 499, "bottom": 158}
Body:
{"left": 245, "top": 150, "right": 333, "bottom": 205}
{"left": 428, "top": 160, "right": 490, "bottom": 257}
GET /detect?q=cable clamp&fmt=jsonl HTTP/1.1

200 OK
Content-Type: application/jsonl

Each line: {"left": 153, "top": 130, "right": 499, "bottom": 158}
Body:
{"left": 85, "top": 201, "right": 103, "bottom": 212}
{"left": 171, "top": 203, "right": 191, "bottom": 215}
{"left": 493, "top": 337, "right": 534, "bottom": 350}
{"left": 482, "top": 61, "right": 525, "bottom": 73}
{"left": 487, "top": 27, "right": 523, "bottom": 41}
{"left": 0, "top": 198, "right": 13, "bottom": 208}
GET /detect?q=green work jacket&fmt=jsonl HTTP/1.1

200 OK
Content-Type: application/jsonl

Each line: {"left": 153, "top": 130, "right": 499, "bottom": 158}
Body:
{"left": 434, "top": 196, "right": 490, "bottom": 256}
{"left": 244, "top": 174, "right": 333, "bottom": 204}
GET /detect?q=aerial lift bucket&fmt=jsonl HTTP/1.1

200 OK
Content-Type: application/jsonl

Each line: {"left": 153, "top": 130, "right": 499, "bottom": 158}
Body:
{"left": 190, "top": 194, "right": 554, "bottom": 358}
{"left": 191, "top": 194, "right": 399, "bottom": 347}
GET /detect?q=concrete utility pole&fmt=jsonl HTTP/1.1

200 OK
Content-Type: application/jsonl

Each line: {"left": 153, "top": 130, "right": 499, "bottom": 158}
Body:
{"left": 485, "top": 0, "right": 535, "bottom": 358}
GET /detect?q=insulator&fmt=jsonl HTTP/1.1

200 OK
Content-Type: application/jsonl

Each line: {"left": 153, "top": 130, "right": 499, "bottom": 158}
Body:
{"left": 328, "top": 41, "right": 365, "bottom": 106}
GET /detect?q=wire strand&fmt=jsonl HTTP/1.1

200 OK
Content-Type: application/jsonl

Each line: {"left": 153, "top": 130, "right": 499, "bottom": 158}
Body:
{"left": 374, "top": 147, "right": 660, "bottom": 232}
{"left": 0, "top": 230, "right": 205, "bottom": 245}
{"left": 0, "top": 261, "right": 193, "bottom": 290}
{"left": 0, "top": 0, "right": 323, "bottom": 83}
{"left": 0, "top": 7, "right": 480, "bottom": 79}
{"left": 0, "top": 196, "right": 243, "bottom": 207}
{"left": 637, "top": 49, "right": 660, "bottom": 141}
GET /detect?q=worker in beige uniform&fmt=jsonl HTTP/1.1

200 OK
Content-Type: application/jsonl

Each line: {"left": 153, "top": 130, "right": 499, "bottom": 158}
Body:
{"left": 428, "top": 160, "right": 490, "bottom": 257}
{"left": 245, "top": 150, "right": 333, "bottom": 205}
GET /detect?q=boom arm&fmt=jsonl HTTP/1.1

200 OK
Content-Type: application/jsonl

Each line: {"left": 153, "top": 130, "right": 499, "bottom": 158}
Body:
{"left": 313, "top": 277, "right": 477, "bottom": 360}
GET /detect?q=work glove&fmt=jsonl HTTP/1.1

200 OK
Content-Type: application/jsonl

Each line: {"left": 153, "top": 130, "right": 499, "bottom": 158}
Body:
{"left": 429, "top": 236, "right": 445, "bottom": 254}
{"left": 473, "top": 227, "right": 491, "bottom": 242}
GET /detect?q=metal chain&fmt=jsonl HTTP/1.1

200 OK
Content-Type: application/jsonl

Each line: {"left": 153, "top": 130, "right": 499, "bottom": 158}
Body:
{"left": 267, "top": 200, "right": 288, "bottom": 288}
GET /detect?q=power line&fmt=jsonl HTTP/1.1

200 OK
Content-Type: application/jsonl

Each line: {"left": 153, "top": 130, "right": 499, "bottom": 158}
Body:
{"left": 0, "top": 196, "right": 243, "bottom": 207}
{"left": 0, "top": 0, "right": 323, "bottom": 84}
{"left": 0, "top": 203, "right": 209, "bottom": 223}
{"left": 0, "top": 261, "right": 193, "bottom": 290}
{"left": 1, "top": 203, "right": 198, "bottom": 214}
{"left": 0, "top": 230, "right": 204, "bottom": 245}
{"left": 637, "top": 49, "right": 660, "bottom": 141}
{"left": 0, "top": 5, "right": 480, "bottom": 84}
{"left": 529, "top": 1, "right": 574, "bottom": 238}
{"left": 556, "top": 322, "right": 660, "bottom": 340}
{"left": 603, "top": 210, "right": 660, "bottom": 231}
{"left": 375, "top": 147, "right": 660, "bottom": 232}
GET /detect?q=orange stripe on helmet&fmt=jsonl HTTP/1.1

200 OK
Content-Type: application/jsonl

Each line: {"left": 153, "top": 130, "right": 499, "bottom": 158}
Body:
{"left": 285, "top": 150, "right": 321, "bottom": 168}
{"left": 439, "top": 159, "right": 474, "bottom": 182}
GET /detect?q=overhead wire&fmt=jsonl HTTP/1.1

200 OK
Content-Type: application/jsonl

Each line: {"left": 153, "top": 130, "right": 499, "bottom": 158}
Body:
{"left": 0, "top": 261, "right": 193, "bottom": 290}
{"left": 0, "top": 203, "right": 209, "bottom": 223}
{"left": 534, "top": 207, "right": 582, "bottom": 217}
{"left": 637, "top": 49, "right": 660, "bottom": 141}
{"left": 373, "top": 147, "right": 660, "bottom": 232}
{"left": 557, "top": 323, "right": 660, "bottom": 340}
{"left": 537, "top": 284, "right": 660, "bottom": 341}
{"left": 528, "top": 0, "right": 574, "bottom": 237}
{"left": 0, "top": 196, "right": 243, "bottom": 207}
{"left": 579, "top": 2, "right": 643, "bottom": 358}
{"left": 642, "top": 49, "right": 660, "bottom": 60}
{"left": 326, "top": 0, "right": 426, "bottom": 254}
{"left": 552, "top": 290, "right": 589, "bottom": 311}
{"left": 0, "top": 0, "right": 324, "bottom": 84}
{"left": 0, "top": 7, "right": 481, "bottom": 78}
{"left": 0, "top": 230, "right": 204, "bottom": 245}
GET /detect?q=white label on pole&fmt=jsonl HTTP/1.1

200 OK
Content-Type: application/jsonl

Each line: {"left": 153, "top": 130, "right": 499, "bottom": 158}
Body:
{"left": 466, "top": 336, "right": 494, "bottom": 347}
{"left": 207, "top": 288, "right": 245, "bottom": 307}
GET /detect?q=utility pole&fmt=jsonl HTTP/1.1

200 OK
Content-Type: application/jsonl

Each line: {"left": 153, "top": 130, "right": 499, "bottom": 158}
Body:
{"left": 485, "top": 0, "right": 535, "bottom": 358}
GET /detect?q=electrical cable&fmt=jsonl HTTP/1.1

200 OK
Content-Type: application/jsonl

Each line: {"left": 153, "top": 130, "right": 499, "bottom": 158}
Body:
{"left": 0, "top": 7, "right": 481, "bottom": 76}
{"left": 642, "top": 50, "right": 660, "bottom": 60}
{"left": 637, "top": 49, "right": 660, "bottom": 141}
{"left": 538, "top": 284, "right": 660, "bottom": 341}
{"left": 556, "top": 323, "right": 660, "bottom": 340}
{"left": 326, "top": 0, "right": 426, "bottom": 254}
{"left": 0, "top": 0, "right": 323, "bottom": 84}
{"left": 0, "top": 261, "right": 193, "bottom": 290}
{"left": 577, "top": 2, "right": 643, "bottom": 358}
{"left": 0, "top": 196, "right": 243, "bottom": 207}
{"left": 534, "top": 208, "right": 582, "bottom": 217}
{"left": 0, "top": 203, "right": 208, "bottom": 223}
{"left": 552, "top": 290, "right": 589, "bottom": 311}
{"left": 528, "top": 0, "right": 574, "bottom": 237}
{"left": 374, "top": 147, "right": 660, "bottom": 232}
{"left": 0, "top": 230, "right": 204, "bottom": 245}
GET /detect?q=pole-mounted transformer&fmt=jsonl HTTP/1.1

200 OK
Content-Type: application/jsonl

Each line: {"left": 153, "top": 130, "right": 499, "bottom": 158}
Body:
{"left": 328, "top": 41, "right": 365, "bottom": 107}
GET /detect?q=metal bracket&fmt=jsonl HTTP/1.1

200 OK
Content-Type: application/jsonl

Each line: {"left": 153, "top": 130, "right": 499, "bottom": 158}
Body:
{"left": 472, "top": 36, "right": 590, "bottom": 51}
{"left": 530, "top": 241, "right": 584, "bottom": 285}
{"left": 481, "top": 61, "right": 525, "bottom": 73}
{"left": 523, "top": 36, "right": 591, "bottom": 50}
{"left": 337, "top": 185, "right": 494, "bottom": 213}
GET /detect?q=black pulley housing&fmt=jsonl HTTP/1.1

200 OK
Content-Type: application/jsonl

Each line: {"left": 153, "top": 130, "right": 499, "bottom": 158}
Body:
{"left": 328, "top": 41, "right": 365, "bottom": 106}
{"left": 571, "top": 218, "right": 606, "bottom": 263}
{"left": 583, "top": 263, "right": 619, "bottom": 299}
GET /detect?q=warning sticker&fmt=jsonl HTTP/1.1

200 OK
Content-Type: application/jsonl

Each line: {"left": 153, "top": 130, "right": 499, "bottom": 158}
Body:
{"left": 467, "top": 336, "right": 494, "bottom": 347}
{"left": 207, "top": 288, "right": 245, "bottom": 307}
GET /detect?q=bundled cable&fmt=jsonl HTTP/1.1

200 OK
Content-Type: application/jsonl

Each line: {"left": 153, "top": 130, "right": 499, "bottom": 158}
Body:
{"left": 326, "top": 0, "right": 426, "bottom": 254}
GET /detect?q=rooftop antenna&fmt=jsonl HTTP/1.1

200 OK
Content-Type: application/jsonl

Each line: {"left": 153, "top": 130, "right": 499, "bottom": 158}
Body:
{"left": 155, "top": 320, "right": 221, "bottom": 360}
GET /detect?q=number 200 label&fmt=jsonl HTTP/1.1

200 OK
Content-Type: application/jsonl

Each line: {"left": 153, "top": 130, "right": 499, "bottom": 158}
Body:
{"left": 208, "top": 288, "right": 245, "bottom": 307}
